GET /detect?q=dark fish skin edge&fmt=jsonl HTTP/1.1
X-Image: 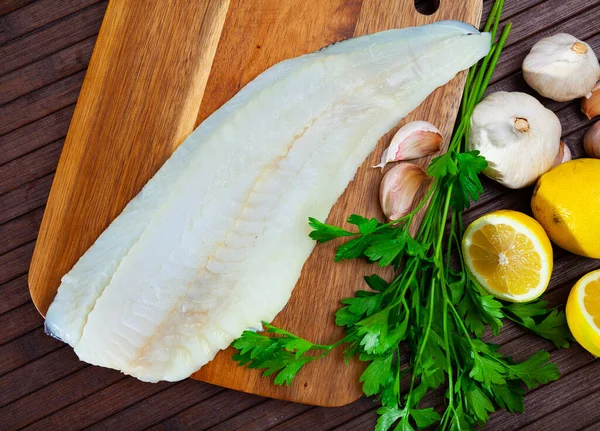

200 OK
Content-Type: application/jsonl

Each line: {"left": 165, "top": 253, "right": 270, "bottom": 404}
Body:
{"left": 44, "top": 322, "right": 65, "bottom": 343}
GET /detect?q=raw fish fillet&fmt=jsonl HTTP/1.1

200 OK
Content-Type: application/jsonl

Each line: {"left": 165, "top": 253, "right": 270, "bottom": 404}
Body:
{"left": 45, "top": 21, "right": 490, "bottom": 382}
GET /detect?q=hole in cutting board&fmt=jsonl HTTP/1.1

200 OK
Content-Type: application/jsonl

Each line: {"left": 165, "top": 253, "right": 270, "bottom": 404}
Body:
{"left": 414, "top": 0, "right": 440, "bottom": 15}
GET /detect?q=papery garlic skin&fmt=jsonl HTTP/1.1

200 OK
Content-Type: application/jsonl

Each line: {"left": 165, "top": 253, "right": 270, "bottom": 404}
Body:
{"left": 553, "top": 141, "right": 572, "bottom": 167}
{"left": 468, "top": 92, "right": 562, "bottom": 189}
{"left": 379, "top": 163, "right": 428, "bottom": 221}
{"left": 374, "top": 121, "right": 442, "bottom": 169}
{"left": 582, "top": 81, "right": 600, "bottom": 120}
{"left": 523, "top": 34, "right": 600, "bottom": 102}
{"left": 584, "top": 121, "right": 600, "bottom": 159}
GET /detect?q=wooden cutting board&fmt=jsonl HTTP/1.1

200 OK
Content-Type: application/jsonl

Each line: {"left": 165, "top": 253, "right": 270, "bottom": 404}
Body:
{"left": 29, "top": 0, "right": 482, "bottom": 407}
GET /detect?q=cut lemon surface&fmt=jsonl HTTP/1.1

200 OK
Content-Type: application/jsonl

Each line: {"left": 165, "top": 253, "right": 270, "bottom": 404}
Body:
{"left": 566, "top": 269, "right": 600, "bottom": 357}
{"left": 462, "top": 209, "right": 553, "bottom": 302}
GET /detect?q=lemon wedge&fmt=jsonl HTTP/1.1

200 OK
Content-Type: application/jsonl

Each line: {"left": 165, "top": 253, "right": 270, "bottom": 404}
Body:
{"left": 462, "top": 209, "right": 553, "bottom": 302}
{"left": 566, "top": 269, "right": 600, "bottom": 357}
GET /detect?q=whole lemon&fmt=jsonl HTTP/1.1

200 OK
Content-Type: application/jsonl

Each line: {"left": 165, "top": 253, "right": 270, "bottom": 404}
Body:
{"left": 531, "top": 158, "right": 600, "bottom": 259}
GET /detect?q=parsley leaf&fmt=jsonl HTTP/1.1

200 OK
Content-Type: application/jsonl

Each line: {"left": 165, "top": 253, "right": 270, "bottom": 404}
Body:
{"left": 348, "top": 214, "right": 379, "bottom": 235}
{"left": 427, "top": 151, "right": 458, "bottom": 178}
{"left": 411, "top": 408, "right": 441, "bottom": 428}
{"left": 375, "top": 406, "right": 407, "bottom": 431}
{"left": 470, "top": 353, "right": 507, "bottom": 386}
{"left": 507, "top": 350, "right": 560, "bottom": 389}
{"left": 452, "top": 151, "right": 487, "bottom": 210}
{"left": 505, "top": 302, "right": 573, "bottom": 348}
{"left": 360, "top": 353, "right": 394, "bottom": 396}
{"left": 308, "top": 217, "right": 355, "bottom": 242}
{"left": 461, "top": 376, "right": 495, "bottom": 425}
{"left": 231, "top": 323, "right": 335, "bottom": 386}
{"left": 487, "top": 381, "right": 525, "bottom": 413}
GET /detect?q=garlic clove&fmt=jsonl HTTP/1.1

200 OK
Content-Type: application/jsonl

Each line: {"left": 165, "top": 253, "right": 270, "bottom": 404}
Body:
{"left": 379, "top": 163, "right": 428, "bottom": 221}
{"left": 582, "top": 81, "right": 600, "bottom": 120}
{"left": 523, "top": 33, "right": 600, "bottom": 102}
{"left": 468, "top": 91, "right": 562, "bottom": 189}
{"left": 552, "top": 141, "right": 572, "bottom": 167}
{"left": 584, "top": 121, "right": 600, "bottom": 159}
{"left": 374, "top": 121, "right": 442, "bottom": 169}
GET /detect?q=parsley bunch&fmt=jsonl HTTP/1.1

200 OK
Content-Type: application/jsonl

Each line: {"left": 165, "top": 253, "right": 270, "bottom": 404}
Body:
{"left": 232, "top": 1, "right": 572, "bottom": 429}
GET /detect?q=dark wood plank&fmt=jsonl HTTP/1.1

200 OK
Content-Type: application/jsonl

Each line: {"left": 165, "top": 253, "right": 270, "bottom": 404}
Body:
{"left": 0, "top": 0, "right": 100, "bottom": 45}
{"left": 0, "top": 36, "right": 95, "bottom": 105}
{"left": 0, "top": 0, "right": 34, "bottom": 16}
{"left": 208, "top": 399, "right": 312, "bottom": 431}
{"left": 522, "top": 393, "right": 600, "bottom": 431}
{"left": 486, "top": 349, "right": 599, "bottom": 430}
{"left": 501, "top": 0, "right": 600, "bottom": 48}
{"left": 0, "top": 72, "right": 85, "bottom": 136}
{"left": 0, "top": 105, "right": 73, "bottom": 166}
{"left": 0, "top": 275, "right": 31, "bottom": 314}
{"left": 23, "top": 377, "right": 175, "bottom": 431}
{"left": 86, "top": 381, "right": 224, "bottom": 431}
{"left": 581, "top": 419, "right": 600, "bottom": 431}
{"left": 482, "top": 0, "right": 545, "bottom": 21}
{"left": 270, "top": 398, "right": 376, "bottom": 431}
{"left": 0, "top": 140, "right": 62, "bottom": 196}
{"left": 492, "top": 6, "right": 600, "bottom": 83}
{"left": 0, "top": 242, "right": 34, "bottom": 285}
{"left": 0, "top": 174, "right": 53, "bottom": 225}
{"left": 150, "top": 390, "right": 267, "bottom": 431}
{"left": 0, "top": 366, "right": 124, "bottom": 430}
{"left": 0, "top": 346, "right": 84, "bottom": 408}
{"left": 0, "top": 0, "right": 106, "bottom": 76}
{"left": 0, "top": 207, "right": 44, "bottom": 257}
{"left": 0, "top": 303, "right": 43, "bottom": 345}
{"left": 0, "top": 327, "right": 62, "bottom": 376}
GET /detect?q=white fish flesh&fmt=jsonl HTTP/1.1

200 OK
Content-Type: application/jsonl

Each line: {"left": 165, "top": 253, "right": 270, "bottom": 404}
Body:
{"left": 45, "top": 21, "right": 490, "bottom": 382}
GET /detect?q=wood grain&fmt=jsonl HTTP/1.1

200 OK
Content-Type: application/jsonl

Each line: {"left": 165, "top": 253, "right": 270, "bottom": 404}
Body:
{"left": 0, "top": 105, "right": 74, "bottom": 166}
{"left": 27, "top": 0, "right": 482, "bottom": 407}
{"left": 0, "top": 71, "right": 85, "bottom": 135}
{"left": 0, "top": 0, "right": 100, "bottom": 45}
{"left": 0, "top": 1, "right": 107, "bottom": 76}
{"left": 0, "top": 328, "right": 60, "bottom": 375}
{"left": 0, "top": 174, "right": 53, "bottom": 225}
{"left": 0, "top": 366, "right": 124, "bottom": 430}
{"left": 85, "top": 381, "right": 223, "bottom": 431}
{"left": 0, "top": 36, "right": 96, "bottom": 105}
{"left": 0, "top": 275, "right": 31, "bottom": 314}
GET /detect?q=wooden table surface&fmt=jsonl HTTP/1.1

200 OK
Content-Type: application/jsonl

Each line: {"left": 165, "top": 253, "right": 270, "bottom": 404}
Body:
{"left": 1, "top": 0, "right": 599, "bottom": 430}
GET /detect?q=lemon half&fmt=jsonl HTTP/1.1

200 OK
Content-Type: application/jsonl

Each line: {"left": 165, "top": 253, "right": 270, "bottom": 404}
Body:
{"left": 566, "top": 269, "right": 600, "bottom": 357}
{"left": 462, "top": 210, "right": 553, "bottom": 302}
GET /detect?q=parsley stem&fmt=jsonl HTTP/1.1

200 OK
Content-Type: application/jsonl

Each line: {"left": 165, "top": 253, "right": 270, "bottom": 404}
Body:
{"left": 476, "top": 24, "right": 512, "bottom": 102}
{"left": 406, "top": 274, "right": 437, "bottom": 408}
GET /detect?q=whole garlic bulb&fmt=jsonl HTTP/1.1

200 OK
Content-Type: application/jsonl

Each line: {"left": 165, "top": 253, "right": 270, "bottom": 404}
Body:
{"left": 468, "top": 92, "right": 562, "bottom": 189}
{"left": 523, "top": 33, "right": 600, "bottom": 102}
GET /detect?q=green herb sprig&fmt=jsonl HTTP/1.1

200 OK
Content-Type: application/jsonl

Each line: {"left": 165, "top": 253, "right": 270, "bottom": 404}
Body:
{"left": 231, "top": 2, "right": 572, "bottom": 429}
